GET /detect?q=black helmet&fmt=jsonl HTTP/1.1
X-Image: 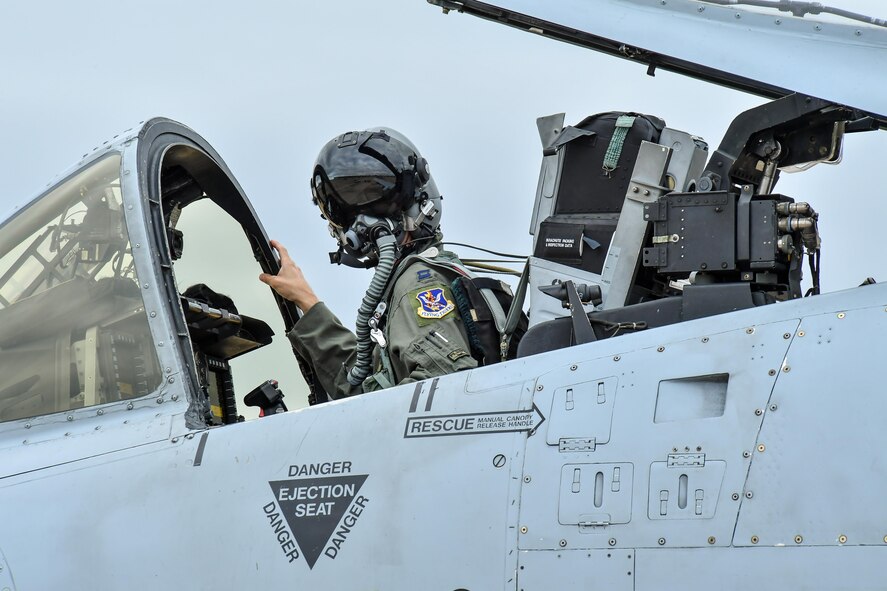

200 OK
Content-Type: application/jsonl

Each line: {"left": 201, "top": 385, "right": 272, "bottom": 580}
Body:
{"left": 311, "top": 128, "right": 442, "bottom": 264}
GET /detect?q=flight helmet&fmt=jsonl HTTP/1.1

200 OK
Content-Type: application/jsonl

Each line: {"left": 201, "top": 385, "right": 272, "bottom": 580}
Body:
{"left": 310, "top": 127, "right": 442, "bottom": 265}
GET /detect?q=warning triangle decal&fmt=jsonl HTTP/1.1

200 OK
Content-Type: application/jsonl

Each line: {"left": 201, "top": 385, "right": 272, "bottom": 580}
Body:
{"left": 269, "top": 475, "right": 368, "bottom": 569}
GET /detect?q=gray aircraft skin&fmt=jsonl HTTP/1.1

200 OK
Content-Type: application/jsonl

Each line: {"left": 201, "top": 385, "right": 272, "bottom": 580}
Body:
{"left": 1, "top": 2, "right": 886, "bottom": 590}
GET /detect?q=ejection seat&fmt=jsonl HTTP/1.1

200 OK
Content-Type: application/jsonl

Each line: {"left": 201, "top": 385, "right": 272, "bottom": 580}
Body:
{"left": 517, "top": 111, "right": 711, "bottom": 356}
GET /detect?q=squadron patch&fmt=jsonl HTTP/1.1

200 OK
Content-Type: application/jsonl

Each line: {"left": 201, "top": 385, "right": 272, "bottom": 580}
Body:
{"left": 414, "top": 286, "right": 455, "bottom": 322}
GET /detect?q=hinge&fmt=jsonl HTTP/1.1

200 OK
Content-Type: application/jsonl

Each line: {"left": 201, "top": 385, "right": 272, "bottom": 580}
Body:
{"left": 667, "top": 453, "right": 705, "bottom": 467}
{"left": 559, "top": 437, "right": 596, "bottom": 452}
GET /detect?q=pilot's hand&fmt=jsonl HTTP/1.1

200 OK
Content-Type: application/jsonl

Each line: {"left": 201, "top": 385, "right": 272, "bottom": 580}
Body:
{"left": 259, "top": 240, "right": 320, "bottom": 312}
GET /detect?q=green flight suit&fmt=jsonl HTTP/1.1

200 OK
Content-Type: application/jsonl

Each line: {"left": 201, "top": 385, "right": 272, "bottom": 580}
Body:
{"left": 288, "top": 251, "right": 477, "bottom": 399}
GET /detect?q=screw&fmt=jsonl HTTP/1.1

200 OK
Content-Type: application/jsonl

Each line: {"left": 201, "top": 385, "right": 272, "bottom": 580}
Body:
{"left": 839, "top": 535, "right": 847, "bottom": 544}
{"left": 783, "top": 333, "right": 791, "bottom": 339}
{"left": 746, "top": 491, "right": 754, "bottom": 499}
{"left": 856, "top": 30, "right": 862, "bottom": 36}
{"left": 755, "top": 409, "right": 763, "bottom": 416}
{"left": 150, "top": 312, "right": 157, "bottom": 318}
{"left": 783, "top": 366, "right": 791, "bottom": 373}
{"left": 673, "top": 447, "right": 678, "bottom": 452}
{"left": 795, "top": 535, "right": 803, "bottom": 544}
{"left": 746, "top": 328, "right": 755, "bottom": 334}
{"left": 520, "top": 526, "right": 528, "bottom": 534}
{"left": 67, "top": 415, "right": 73, "bottom": 421}
{"left": 769, "top": 404, "right": 778, "bottom": 411}
{"left": 708, "top": 536, "right": 716, "bottom": 545}
{"left": 143, "top": 283, "right": 149, "bottom": 289}
{"left": 751, "top": 536, "right": 759, "bottom": 544}
{"left": 702, "top": 337, "right": 709, "bottom": 343}
{"left": 171, "top": 437, "right": 179, "bottom": 444}
{"left": 97, "top": 409, "right": 104, "bottom": 416}
{"left": 156, "top": 397, "right": 164, "bottom": 404}
{"left": 735, "top": 12, "right": 741, "bottom": 19}
{"left": 657, "top": 346, "right": 665, "bottom": 352}
{"left": 613, "top": 355, "right": 621, "bottom": 361}
{"left": 536, "top": 385, "right": 544, "bottom": 391}
{"left": 814, "top": 24, "right": 822, "bottom": 31}
{"left": 127, "top": 402, "right": 134, "bottom": 410}
{"left": 658, "top": 538, "right": 666, "bottom": 545}
{"left": 798, "top": 331, "right": 806, "bottom": 337}
{"left": 732, "top": 493, "right": 740, "bottom": 500}
{"left": 837, "top": 312, "right": 845, "bottom": 319}
{"left": 24, "top": 423, "right": 30, "bottom": 429}
{"left": 559, "top": 539, "right": 567, "bottom": 547}
{"left": 570, "top": 364, "right": 577, "bottom": 371}
{"left": 632, "top": 186, "right": 640, "bottom": 193}
{"left": 524, "top": 475, "right": 532, "bottom": 483}
{"left": 698, "top": 5, "right": 704, "bottom": 10}
{"left": 171, "top": 394, "right": 179, "bottom": 402}
{"left": 609, "top": 538, "right": 617, "bottom": 546}
{"left": 758, "top": 444, "right": 766, "bottom": 452}
{"left": 493, "top": 454, "right": 506, "bottom": 468}
{"left": 168, "top": 377, "right": 175, "bottom": 384}
{"left": 768, "top": 369, "right": 776, "bottom": 376}
{"left": 775, "top": 18, "right": 782, "bottom": 24}
{"left": 743, "top": 451, "right": 751, "bottom": 458}
{"left": 185, "top": 433, "right": 195, "bottom": 440}
{"left": 696, "top": 446, "right": 702, "bottom": 452}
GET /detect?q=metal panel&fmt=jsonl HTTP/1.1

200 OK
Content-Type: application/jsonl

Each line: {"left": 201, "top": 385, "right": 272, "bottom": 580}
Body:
{"left": 520, "top": 318, "right": 798, "bottom": 550}
{"left": 635, "top": 547, "right": 887, "bottom": 590}
{"left": 559, "top": 463, "right": 633, "bottom": 525}
{"left": 735, "top": 304, "right": 887, "bottom": 547}
{"left": 648, "top": 460, "right": 726, "bottom": 519}
{"left": 518, "top": 549, "right": 635, "bottom": 591}
{"left": 546, "top": 377, "right": 617, "bottom": 446}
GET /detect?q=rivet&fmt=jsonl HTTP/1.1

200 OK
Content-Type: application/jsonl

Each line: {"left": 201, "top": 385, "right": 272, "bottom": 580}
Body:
{"left": 769, "top": 404, "right": 778, "bottom": 411}
{"left": 673, "top": 447, "right": 678, "bottom": 452}
{"left": 837, "top": 312, "right": 845, "bottom": 319}
{"left": 65, "top": 432, "right": 71, "bottom": 437}
{"left": 632, "top": 186, "right": 640, "bottom": 193}
{"left": 24, "top": 423, "right": 31, "bottom": 429}
{"left": 697, "top": 5, "right": 704, "bottom": 10}
{"left": 732, "top": 493, "right": 740, "bottom": 501}
{"left": 696, "top": 446, "right": 702, "bottom": 452}
{"left": 746, "top": 328, "right": 755, "bottom": 334}
{"left": 22, "top": 440, "right": 28, "bottom": 445}
{"left": 783, "top": 366, "right": 791, "bottom": 373}
{"left": 171, "top": 437, "right": 180, "bottom": 444}
{"left": 657, "top": 346, "right": 665, "bottom": 352}
{"left": 795, "top": 535, "right": 803, "bottom": 544}
{"left": 701, "top": 337, "right": 709, "bottom": 343}
{"left": 643, "top": 190, "right": 650, "bottom": 196}
{"left": 127, "top": 402, "right": 134, "bottom": 410}
{"left": 134, "top": 243, "right": 140, "bottom": 248}
{"left": 839, "top": 535, "right": 847, "bottom": 544}
{"left": 536, "top": 384, "right": 543, "bottom": 391}
{"left": 95, "top": 426, "right": 101, "bottom": 430}
{"left": 97, "top": 409, "right": 104, "bottom": 416}
{"left": 708, "top": 536, "right": 716, "bottom": 545}
{"left": 855, "top": 30, "right": 862, "bottom": 36}
{"left": 755, "top": 408, "right": 763, "bottom": 416}
{"left": 609, "top": 538, "right": 617, "bottom": 546}
{"left": 66, "top": 415, "right": 73, "bottom": 421}
{"left": 559, "top": 539, "right": 567, "bottom": 547}
{"left": 783, "top": 333, "right": 791, "bottom": 339}
{"left": 613, "top": 355, "right": 621, "bottom": 361}
{"left": 156, "top": 397, "right": 164, "bottom": 404}
{"left": 757, "top": 444, "right": 766, "bottom": 452}
{"left": 168, "top": 377, "right": 175, "bottom": 384}
{"left": 171, "top": 394, "right": 179, "bottom": 401}
{"left": 814, "top": 24, "right": 822, "bottom": 31}
{"left": 798, "top": 331, "right": 805, "bottom": 337}
{"left": 143, "top": 283, "right": 149, "bottom": 289}
{"left": 570, "top": 364, "right": 577, "bottom": 371}
{"left": 524, "top": 475, "right": 532, "bottom": 483}
{"left": 751, "top": 535, "right": 759, "bottom": 544}
{"left": 185, "top": 433, "right": 195, "bottom": 440}
{"left": 658, "top": 538, "right": 666, "bottom": 546}
{"left": 150, "top": 312, "right": 157, "bottom": 318}
{"left": 746, "top": 491, "right": 754, "bottom": 499}
{"left": 158, "top": 341, "right": 164, "bottom": 347}
{"left": 775, "top": 18, "right": 782, "bottom": 24}
{"left": 735, "top": 12, "right": 741, "bottom": 19}
{"left": 768, "top": 369, "right": 777, "bottom": 376}
{"left": 743, "top": 451, "right": 751, "bottom": 458}
{"left": 166, "top": 367, "right": 173, "bottom": 374}
{"left": 883, "top": 535, "right": 887, "bottom": 544}
{"left": 520, "top": 526, "right": 528, "bottom": 534}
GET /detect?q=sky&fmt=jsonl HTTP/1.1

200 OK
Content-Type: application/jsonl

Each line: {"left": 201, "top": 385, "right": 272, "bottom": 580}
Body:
{"left": 0, "top": 0, "right": 883, "bottom": 408}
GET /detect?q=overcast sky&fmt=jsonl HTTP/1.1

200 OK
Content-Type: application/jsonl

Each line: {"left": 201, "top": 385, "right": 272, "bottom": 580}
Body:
{"left": 0, "top": 0, "right": 883, "bottom": 406}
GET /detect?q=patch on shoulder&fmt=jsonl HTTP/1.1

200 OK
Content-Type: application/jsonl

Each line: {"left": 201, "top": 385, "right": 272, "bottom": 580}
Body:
{"left": 416, "top": 269, "right": 432, "bottom": 281}
{"left": 413, "top": 285, "right": 455, "bottom": 324}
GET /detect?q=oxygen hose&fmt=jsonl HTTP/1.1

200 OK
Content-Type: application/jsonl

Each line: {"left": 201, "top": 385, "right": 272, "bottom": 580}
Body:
{"left": 346, "top": 233, "right": 397, "bottom": 385}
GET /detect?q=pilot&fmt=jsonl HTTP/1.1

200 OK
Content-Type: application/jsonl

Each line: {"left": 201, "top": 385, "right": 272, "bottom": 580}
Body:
{"left": 260, "top": 128, "right": 477, "bottom": 398}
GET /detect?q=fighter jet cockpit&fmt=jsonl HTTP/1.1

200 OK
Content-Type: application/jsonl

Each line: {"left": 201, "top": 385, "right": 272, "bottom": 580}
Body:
{"left": 0, "top": 154, "right": 163, "bottom": 423}
{"left": 0, "top": 120, "right": 311, "bottom": 431}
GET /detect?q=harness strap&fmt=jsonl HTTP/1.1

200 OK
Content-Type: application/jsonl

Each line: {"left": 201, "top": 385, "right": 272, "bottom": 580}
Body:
{"left": 602, "top": 115, "right": 636, "bottom": 172}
